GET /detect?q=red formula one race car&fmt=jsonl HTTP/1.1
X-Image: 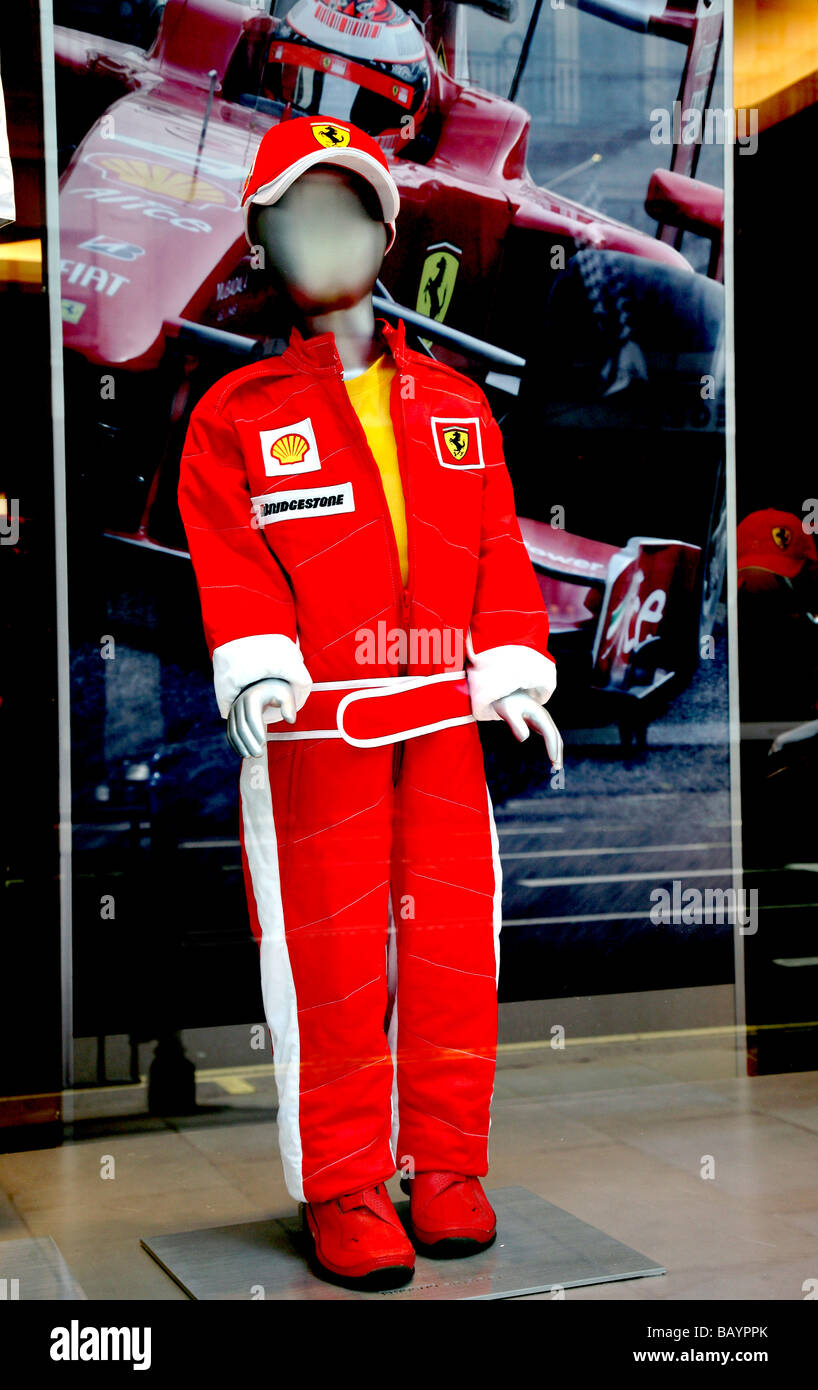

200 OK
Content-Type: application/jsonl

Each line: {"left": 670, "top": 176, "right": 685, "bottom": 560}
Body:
{"left": 54, "top": 0, "right": 726, "bottom": 738}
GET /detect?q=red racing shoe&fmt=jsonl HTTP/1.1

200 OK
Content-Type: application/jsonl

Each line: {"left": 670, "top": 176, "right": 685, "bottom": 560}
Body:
{"left": 303, "top": 1183, "right": 415, "bottom": 1290}
{"left": 401, "top": 1172, "right": 497, "bottom": 1257}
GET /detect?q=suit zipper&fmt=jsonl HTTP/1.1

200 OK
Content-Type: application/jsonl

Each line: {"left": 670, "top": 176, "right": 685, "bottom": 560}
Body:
{"left": 332, "top": 366, "right": 412, "bottom": 658}
{"left": 394, "top": 585, "right": 410, "bottom": 784}
{"left": 389, "top": 367, "right": 417, "bottom": 686}
{"left": 392, "top": 382, "right": 413, "bottom": 791}
{"left": 334, "top": 361, "right": 410, "bottom": 786}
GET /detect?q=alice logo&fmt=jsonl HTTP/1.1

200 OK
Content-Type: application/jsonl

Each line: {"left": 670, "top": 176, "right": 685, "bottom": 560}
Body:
{"left": 271, "top": 433, "right": 309, "bottom": 466}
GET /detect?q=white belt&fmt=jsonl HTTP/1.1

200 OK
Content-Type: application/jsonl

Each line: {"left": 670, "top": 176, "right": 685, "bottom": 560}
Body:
{"left": 265, "top": 670, "right": 474, "bottom": 748}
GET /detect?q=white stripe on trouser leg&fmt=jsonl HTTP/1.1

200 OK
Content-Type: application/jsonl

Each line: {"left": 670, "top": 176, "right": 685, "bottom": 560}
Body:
{"left": 240, "top": 754, "right": 304, "bottom": 1202}
{"left": 485, "top": 782, "right": 503, "bottom": 1156}
{"left": 386, "top": 897, "right": 399, "bottom": 1165}
{"left": 486, "top": 784, "right": 503, "bottom": 987}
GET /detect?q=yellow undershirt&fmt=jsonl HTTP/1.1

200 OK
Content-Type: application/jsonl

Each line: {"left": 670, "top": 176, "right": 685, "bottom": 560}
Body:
{"left": 343, "top": 354, "right": 409, "bottom": 587}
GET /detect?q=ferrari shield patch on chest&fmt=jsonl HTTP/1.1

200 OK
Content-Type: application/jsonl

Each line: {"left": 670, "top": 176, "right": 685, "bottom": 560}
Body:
{"left": 259, "top": 417, "right": 321, "bottom": 477}
{"left": 431, "top": 417, "right": 485, "bottom": 469}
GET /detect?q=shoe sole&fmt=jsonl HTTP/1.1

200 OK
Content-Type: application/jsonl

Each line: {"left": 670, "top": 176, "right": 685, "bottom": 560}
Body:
{"left": 411, "top": 1230, "right": 497, "bottom": 1260}
{"left": 303, "top": 1207, "right": 415, "bottom": 1292}
{"left": 308, "top": 1255, "right": 416, "bottom": 1291}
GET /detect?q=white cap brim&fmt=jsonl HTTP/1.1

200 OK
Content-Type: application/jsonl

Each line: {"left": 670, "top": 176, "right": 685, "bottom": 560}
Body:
{"left": 244, "top": 146, "right": 399, "bottom": 251}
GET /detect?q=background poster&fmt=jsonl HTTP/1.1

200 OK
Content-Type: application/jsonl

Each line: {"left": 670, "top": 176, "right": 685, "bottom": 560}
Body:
{"left": 52, "top": 0, "right": 731, "bottom": 1089}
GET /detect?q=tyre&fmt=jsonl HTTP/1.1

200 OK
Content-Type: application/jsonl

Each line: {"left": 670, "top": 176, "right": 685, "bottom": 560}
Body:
{"left": 505, "top": 251, "right": 725, "bottom": 560}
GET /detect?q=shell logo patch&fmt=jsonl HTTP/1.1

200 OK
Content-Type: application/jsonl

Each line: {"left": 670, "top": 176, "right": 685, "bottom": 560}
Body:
{"left": 311, "top": 122, "right": 351, "bottom": 149}
{"left": 271, "top": 433, "right": 310, "bottom": 465}
{"left": 259, "top": 418, "right": 321, "bottom": 477}
{"left": 772, "top": 525, "right": 792, "bottom": 550}
{"left": 431, "top": 417, "right": 485, "bottom": 469}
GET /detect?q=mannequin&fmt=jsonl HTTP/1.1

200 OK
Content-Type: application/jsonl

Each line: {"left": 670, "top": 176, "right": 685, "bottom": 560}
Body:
{"left": 228, "top": 164, "right": 562, "bottom": 767}
{"left": 179, "top": 118, "right": 561, "bottom": 1290}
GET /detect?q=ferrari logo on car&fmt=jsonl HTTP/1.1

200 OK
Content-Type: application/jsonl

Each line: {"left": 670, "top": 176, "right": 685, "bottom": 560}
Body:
{"left": 772, "top": 525, "right": 792, "bottom": 550}
{"left": 431, "top": 417, "right": 484, "bottom": 469}
{"left": 61, "top": 299, "right": 86, "bottom": 325}
{"left": 416, "top": 244, "right": 460, "bottom": 323}
{"left": 443, "top": 427, "right": 470, "bottom": 460}
{"left": 311, "top": 123, "right": 351, "bottom": 148}
{"left": 89, "top": 154, "right": 233, "bottom": 208}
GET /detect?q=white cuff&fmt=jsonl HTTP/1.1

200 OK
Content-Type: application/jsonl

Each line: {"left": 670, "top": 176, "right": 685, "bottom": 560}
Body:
{"left": 466, "top": 640, "right": 557, "bottom": 721}
{"left": 212, "top": 634, "right": 312, "bottom": 720}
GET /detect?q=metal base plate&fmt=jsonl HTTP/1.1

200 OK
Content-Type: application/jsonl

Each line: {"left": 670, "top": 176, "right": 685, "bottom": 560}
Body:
{"left": 0, "top": 1237, "right": 87, "bottom": 1300}
{"left": 142, "top": 1186, "right": 665, "bottom": 1301}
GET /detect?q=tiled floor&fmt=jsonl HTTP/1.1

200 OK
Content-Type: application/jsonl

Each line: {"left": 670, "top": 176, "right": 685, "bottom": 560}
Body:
{"left": 1, "top": 1035, "right": 816, "bottom": 1300}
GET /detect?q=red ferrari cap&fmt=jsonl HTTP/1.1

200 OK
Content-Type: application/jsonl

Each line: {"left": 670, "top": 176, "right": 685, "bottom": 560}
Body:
{"left": 737, "top": 509, "right": 818, "bottom": 580}
{"left": 241, "top": 116, "right": 400, "bottom": 251}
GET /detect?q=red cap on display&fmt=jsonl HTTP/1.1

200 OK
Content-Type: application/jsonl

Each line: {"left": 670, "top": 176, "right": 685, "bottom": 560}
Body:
{"left": 241, "top": 116, "right": 400, "bottom": 251}
{"left": 737, "top": 509, "right": 818, "bottom": 581}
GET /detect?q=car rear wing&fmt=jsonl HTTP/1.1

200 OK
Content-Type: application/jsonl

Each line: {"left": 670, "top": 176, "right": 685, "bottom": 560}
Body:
{"left": 591, "top": 534, "right": 700, "bottom": 693}
{"left": 519, "top": 518, "right": 701, "bottom": 698}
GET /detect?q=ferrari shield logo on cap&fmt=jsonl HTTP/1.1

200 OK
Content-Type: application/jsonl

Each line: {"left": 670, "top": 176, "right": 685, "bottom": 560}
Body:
{"left": 259, "top": 417, "right": 321, "bottom": 477}
{"left": 311, "top": 122, "right": 351, "bottom": 149}
{"left": 772, "top": 525, "right": 792, "bottom": 550}
{"left": 431, "top": 417, "right": 484, "bottom": 469}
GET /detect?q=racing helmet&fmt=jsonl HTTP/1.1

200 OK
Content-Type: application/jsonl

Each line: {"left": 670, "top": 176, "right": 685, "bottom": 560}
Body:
{"left": 263, "top": 0, "right": 432, "bottom": 152}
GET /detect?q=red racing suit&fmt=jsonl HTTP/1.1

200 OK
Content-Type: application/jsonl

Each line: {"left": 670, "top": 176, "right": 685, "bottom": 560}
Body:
{"left": 178, "top": 318, "right": 555, "bottom": 1203}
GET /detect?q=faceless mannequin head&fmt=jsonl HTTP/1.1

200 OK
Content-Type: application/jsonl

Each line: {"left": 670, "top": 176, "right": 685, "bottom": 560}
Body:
{"left": 251, "top": 165, "right": 387, "bottom": 317}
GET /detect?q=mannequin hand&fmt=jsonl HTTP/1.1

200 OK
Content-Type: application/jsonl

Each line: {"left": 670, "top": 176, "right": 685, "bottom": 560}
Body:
{"left": 227, "top": 679, "right": 296, "bottom": 758}
{"left": 492, "top": 690, "right": 564, "bottom": 769}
